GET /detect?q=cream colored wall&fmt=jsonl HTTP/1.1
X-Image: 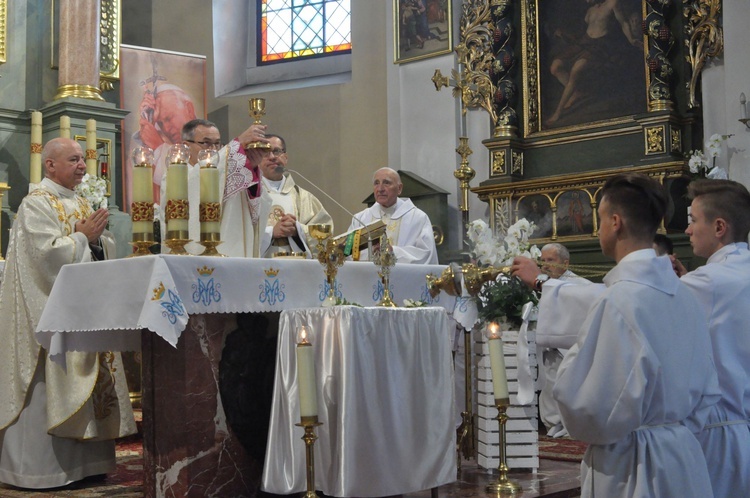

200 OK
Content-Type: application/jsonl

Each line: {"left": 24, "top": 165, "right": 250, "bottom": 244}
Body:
{"left": 151, "top": 0, "right": 388, "bottom": 233}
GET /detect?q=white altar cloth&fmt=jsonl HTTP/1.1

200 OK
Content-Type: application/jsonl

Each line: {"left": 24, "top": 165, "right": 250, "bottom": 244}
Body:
{"left": 262, "top": 306, "right": 456, "bottom": 497}
{"left": 35, "top": 255, "right": 454, "bottom": 365}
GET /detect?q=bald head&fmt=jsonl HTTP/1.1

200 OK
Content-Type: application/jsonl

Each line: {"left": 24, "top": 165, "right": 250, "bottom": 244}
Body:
{"left": 372, "top": 167, "right": 403, "bottom": 208}
{"left": 42, "top": 138, "right": 86, "bottom": 190}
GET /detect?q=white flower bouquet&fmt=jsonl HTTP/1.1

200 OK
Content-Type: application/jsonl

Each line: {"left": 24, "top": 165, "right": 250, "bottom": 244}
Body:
{"left": 466, "top": 218, "right": 541, "bottom": 266}
{"left": 688, "top": 134, "right": 732, "bottom": 180}
{"left": 75, "top": 173, "right": 108, "bottom": 210}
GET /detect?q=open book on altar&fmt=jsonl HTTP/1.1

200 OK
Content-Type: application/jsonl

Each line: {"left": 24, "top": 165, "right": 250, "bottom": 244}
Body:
{"left": 333, "top": 220, "right": 386, "bottom": 260}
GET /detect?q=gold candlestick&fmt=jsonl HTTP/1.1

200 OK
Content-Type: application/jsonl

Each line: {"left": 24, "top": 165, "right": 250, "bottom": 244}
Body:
{"left": 309, "top": 224, "right": 344, "bottom": 306}
{"left": 486, "top": 401, "right": 522, "bottom": 495}
{"left": 247, "top": 98, "right": 272, "bottom": 150}
{"left": 373, "top": 235, "right": 397, "bottom": 307}
{"left": 295, "top": 420, "right": 323, "bottom": 498}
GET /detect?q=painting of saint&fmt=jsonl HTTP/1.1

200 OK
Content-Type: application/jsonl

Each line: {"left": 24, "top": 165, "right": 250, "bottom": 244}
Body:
{"left": 556, "top": 190, "right": 594, "bottom": 237}
{"left": 538, "top": 0, "right": 646, "bottom": 129}
{"left": 517, "top": 195, "right": 553, "bottom": 239}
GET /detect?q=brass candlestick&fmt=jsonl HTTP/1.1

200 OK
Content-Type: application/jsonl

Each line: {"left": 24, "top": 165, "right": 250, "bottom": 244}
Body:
{"left": 373, "top": 235, "right": 398, "bottom": 307}
{"left": 486, "top": 401, "right": 522, "bottom": 495}
{"left": 295, "top": 419, "right": 323, "bottom": 498}
{"left": 199, "top": 233, "right": 225, "bottom": 257}
{"left": 247, "top": 98, "right": 272, "bottom": 150}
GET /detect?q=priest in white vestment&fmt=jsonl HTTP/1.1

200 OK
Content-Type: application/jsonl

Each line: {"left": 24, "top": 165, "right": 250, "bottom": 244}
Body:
{"left": 158, "top": 119, "right": 270, "bottom": 257}
{"left": 671, "top": 179, "right": 750, "bottom": 498}
{"left": 257, "top": 134, "right": 333, "bottom": 257}
{"left": 347, "top": 167, "right": 438, "bottom": 264}
{"left": 0, "top": 138, "right": 136, "bottom": 489}
{"left": 512, "top": 173, "right": 720, "bottom": 498}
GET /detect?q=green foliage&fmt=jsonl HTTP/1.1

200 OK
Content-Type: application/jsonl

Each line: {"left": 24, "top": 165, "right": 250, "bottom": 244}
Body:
{"left": 477, "top": 277, "right": 538, "bottom": 329}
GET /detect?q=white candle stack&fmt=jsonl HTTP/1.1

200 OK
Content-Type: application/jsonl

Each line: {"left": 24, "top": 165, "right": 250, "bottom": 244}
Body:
{"left": 30, "top": 111, "right": 43, "bottom": 184}
{"left": 296, "top": 326, "right": 318, "bottom": 421}
{"left": 85, "top": 119, "right": 97, "bottom": 176}
{"left": 487, "top": 322, "right": 510, "bottom": 403}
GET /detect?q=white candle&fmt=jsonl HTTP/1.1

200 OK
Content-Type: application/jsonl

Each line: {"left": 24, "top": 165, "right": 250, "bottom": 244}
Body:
{"left": 131, "top": 164, "right": 154, "bottom": 235}
{"left": 200, "top": 166, "right": 220, "bottom": 234}
{"left": 487, "top": 322, "right": 509, "bottom": 402}
{"left": 30, "top": 111, "right": 43, "bottom": 184}
{"left": 85, "top": 119, "right": 97, "bottom": 176}
{"left": 296, "top": 326, "right": 318, "bottom": 420}
{"left": 166, "top": 162, "right": 189, "bottom": 233}
{"left": 60, "top": 115, "right": 71, "bottom": 139}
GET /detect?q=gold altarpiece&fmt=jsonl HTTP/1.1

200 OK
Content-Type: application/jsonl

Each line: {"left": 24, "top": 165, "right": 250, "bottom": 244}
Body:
{"left": 436, "top": 0, "right": 723, "bottom": 244}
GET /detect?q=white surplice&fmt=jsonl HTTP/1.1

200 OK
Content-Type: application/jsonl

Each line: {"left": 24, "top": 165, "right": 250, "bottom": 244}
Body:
{"left": 553, "top": 250, "right": 720, "bottom": 498}
{"left": 679, "top": 242, "right": 750, "bottom": 498}
{"left": 0, "top": 179, "right": 136, "bottom": 489}
{"left": 348, "top": 198, "right": 438, "bottom": 264}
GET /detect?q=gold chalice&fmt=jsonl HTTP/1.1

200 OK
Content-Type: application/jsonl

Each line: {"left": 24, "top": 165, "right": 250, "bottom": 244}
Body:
{"left": 308, "top": 224, "right": 332, "bottom": 255}
{"left": 247, "top": 98, "right": 272, "bottom": 150}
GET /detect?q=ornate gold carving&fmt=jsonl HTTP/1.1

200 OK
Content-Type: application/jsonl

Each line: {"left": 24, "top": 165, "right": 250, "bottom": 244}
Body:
{"left": 85, "top": 149, "right": 97, "bottom": 160}
{"left": 492, "top": 150, "right": 506, "bottom": 176}
{"left": 199, "top": 202, "right": 221, "bottom": 223}
{"left": 684, "top": 0, "right": 723, "bottom": 108}
{"left": 166, "top": 199, "right": 189, "bottom": 220}
{"left": 0, "top": 0, "right": 6, "bottom": 64}
{"left": 645, "top": 2, "right": 675, "bottom": 111}
{"left": 645, "top": 126, "right": 666, "bottom": 154}
{"left": 54, "top": 84, "right": 104, "bottom": 101}
{"left": 521, "top": 0, "right": 539, "bottom": 134}
{"left": 511, "top": 151, "right": 523, "bottom": 176}
{"left": 30, "top": 143, "right": 43, "bottom": 154}
{"left": 130, "top": 201, "right": 154, "bottom": 222}
{"left": 493, "top": 196, "right": 512, "bottom": 234}
{"left": 99, "top": 0, "right": 121, "bottom": 90}
{"left": 670, "top": 127, "right": 682, "bottom": 153}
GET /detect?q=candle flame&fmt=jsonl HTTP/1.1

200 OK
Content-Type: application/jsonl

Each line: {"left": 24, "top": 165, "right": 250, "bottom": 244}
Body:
{"left": 299, "top": 326, "right": 309, "bottom": 344}
{"left": 488, "top": 322, "right": 501, "bottom": 340}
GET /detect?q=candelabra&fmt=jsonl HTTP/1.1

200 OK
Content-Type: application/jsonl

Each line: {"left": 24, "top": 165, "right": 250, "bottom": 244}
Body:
{"left": 295, "top": 420, "right": 323, "bottom": 498}
{"left": 485, "top": 400, "right": 521, "bottom": 495}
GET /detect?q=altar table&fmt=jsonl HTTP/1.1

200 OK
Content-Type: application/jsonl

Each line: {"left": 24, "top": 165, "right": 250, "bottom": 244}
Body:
{"left": 262, "top": 306, "right": 456, "bottom": 497}
{"left": 34, "top": 255, "right": 456, "bottom": 497}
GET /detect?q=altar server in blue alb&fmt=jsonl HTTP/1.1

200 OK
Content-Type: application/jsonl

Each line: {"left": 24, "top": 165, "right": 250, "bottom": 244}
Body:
{"left": 521, "top": 173, "right": 720, "bottom": 498}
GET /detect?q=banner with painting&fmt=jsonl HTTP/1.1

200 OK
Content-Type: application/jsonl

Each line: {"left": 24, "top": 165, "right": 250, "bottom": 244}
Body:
{"left": 120, "top": 44, "right": 207, "bottom": 210}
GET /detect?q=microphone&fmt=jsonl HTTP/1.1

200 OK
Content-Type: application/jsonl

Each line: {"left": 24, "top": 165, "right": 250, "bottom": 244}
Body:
{"left": 283, "top": 168, "right": 378, "bottom": 260}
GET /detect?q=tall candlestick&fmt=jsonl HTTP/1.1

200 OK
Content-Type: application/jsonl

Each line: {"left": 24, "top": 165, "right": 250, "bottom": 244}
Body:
{"left": 85, "top": 119, "right": 97, "bottom": 176}
{"left": 165, "top": 144, "right": 190, "bottom": 237}
{"left": 199, "top": 149, "right": 221, "bottom": 235}
{"left": 30, "top": 111, "right": 43, "bottom": 184}
{"left": 487, "top": 322, "right": 509, "bottom": 402}
{"left": 60, "top": 115, "right": 71, "bottom": 139}
{"left": 297, "top": 326, "right": 318, "bottom": 421}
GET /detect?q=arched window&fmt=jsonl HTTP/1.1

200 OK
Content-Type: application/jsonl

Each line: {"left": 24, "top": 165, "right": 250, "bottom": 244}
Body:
{"left": 259, "top": 0, "right": 352, "bottom": 65}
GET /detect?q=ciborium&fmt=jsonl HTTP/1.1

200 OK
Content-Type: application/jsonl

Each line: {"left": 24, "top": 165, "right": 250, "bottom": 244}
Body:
{"left": 309, "top": 224, "right": 344, "bottom": 306}
{"left": 247, "top": 98, "right": 272, "bottom": 150}
{"left": 373, "top": 235, "right": 398, "bottom": 307}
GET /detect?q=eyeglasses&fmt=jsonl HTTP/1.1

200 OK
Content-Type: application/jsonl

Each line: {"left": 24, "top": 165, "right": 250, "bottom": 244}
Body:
{"left": 269, "top": 148, "right": 287, "bottom": 156}
{"left": 186, "top": 140, "right": 223, "bottom": 149}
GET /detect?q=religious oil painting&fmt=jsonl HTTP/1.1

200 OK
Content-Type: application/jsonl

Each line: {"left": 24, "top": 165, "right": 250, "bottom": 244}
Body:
{"left": 393, "top": 0, "right": 452, "bottom": 64}
{"left": 516, "top": 194, "right": 553, "bottom": 239}
{"left": 120, "top": 45, "right": 206, "bottom": 210}
{"left": 556, "top": 190, "right": 594, "bottom": 237}
{"left": 529, "top": 0, "right": 646, "bottom": 132}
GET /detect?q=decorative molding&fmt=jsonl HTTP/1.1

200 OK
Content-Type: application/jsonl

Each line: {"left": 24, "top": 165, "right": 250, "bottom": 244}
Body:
{"left": 645, "top": 0, "right": 675, "bottom": 111}
{"left": 684, "top": 0, "right": 723, "bottom": 108}
{"left": 645, "top": 125, "right": 666, "bottom": 155}
{"left": 0, "top": 0, "right": 6, "bottom": 64}
{"left": 99, "top": 0, "right": 121, "bottom": 90}
{"left": 492, "top": 150, "right": 506, "bottom": 176}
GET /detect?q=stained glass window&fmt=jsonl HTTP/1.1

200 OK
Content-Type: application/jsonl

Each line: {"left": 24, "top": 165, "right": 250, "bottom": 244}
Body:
{"left": 259, "top": 0, "right": 352, "bottom": 64}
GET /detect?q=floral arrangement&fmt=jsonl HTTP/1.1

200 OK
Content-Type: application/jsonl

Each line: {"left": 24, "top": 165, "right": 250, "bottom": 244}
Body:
{"left": 688, "top": 133, "right": 732, "bottom": 180}
{"left": 466, "top": 218, "right": 541, "bottom": 327}
{"left": 75, "top": 174, "right": 108, "bottom": 210}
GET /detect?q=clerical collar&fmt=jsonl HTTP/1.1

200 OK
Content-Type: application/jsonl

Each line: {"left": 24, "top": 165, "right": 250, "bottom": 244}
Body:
{"left": 379, "top": 203, "right": 397, "bottom": 218}
{"left": 41, "top": 177, "right": 75, "bottom": 198}
{"left": 263, "top": 176, "right": 285, "bottom": 192}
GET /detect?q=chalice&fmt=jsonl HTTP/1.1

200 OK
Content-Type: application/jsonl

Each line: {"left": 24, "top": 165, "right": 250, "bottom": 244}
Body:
{"left": 308, "top": 224, "right": 332, "bottom": 256}
{"left": 247, "top": 98, "right": 272, "bottom": 150}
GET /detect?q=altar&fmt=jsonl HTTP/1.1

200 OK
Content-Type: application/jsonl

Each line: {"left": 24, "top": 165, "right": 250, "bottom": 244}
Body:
{"left": 36, "top": 255, "right": 457, "bottom": 497}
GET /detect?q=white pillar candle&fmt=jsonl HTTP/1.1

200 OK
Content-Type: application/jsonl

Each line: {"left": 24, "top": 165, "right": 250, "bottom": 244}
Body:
{"left": 487, "top": 322, "right": 509, "bottom": 402}
{"left": 85, "top": 118, "right": 97, "bottom": 176}
{"left": 200, "top": 166, "right": 221, "bottom": 234}
{"left": 60, "top": 115, "right": 71, "bottom": 139}
{"left": 166, "top": 162, "right": 189, "bottom": 233}
{"left": 30, "top": 111, "right": 43, "bottom": 184}
{"left": 131, "top": 164, "right": 154, "bottom": 235}
{"left": 296, "top": 326, "right": 318, "bottom": 420}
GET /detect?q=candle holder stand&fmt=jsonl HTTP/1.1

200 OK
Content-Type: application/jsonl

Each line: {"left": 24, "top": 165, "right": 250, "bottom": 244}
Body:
{"left": 295, "top": 418, "right": 323, "bottom": 498}
{"left": 129, "top": 238, "right": 154, "bottom": 257}
{"left": 164, "top": 230, "right": 191, "bottom": 255}
{"left": 199, "top": 233, "right": 225, "bottom": 257}
{"left": 456, "top": 328, "right": 475, "bottom": 473}
{"left": 486, "top": 400, "right": 521, "bottom": 495}
{"left": 373, "top": 236, "right": 397, "bottom": 307}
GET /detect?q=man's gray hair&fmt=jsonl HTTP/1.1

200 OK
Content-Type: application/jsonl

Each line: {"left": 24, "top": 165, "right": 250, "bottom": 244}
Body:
{"left": 542, "top": 242, "right": 570, "bottom": 262}
{"left": 182, "top": 119, "right": 218, "bottom": 141}
{"left": 373, "top": 167, "right": 402, "bottom": 184}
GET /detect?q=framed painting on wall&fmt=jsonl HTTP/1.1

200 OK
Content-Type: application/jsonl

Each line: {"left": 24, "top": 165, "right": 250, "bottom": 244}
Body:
{"left": 393, "top": 0, "right": 452, "bottom": 64}
{"left": 120, "top": 44, "right": 206, "bottom": 211}
{"left": 522, "top": 0, "right": 647, "bottom": 135}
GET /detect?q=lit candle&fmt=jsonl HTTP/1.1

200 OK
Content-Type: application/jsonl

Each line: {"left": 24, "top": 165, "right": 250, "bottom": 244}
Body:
{"left": 296, "top": 326, "right": 318, "bottom": 421}
{"left": 199, "top": 149, "right": 221, "bottom": 234}
{"left": 166, "top": 144, "right": 190, "bottom": 235}
{"left": 85, "top": 118, "right": 97, "bottom": 176}
{"left": 487, "top": 322, "right": 509, "bottom": 403}
{"left": 60, "top": 115, "right": 71, "bottom": 139}
{"left": 30, "top": 111, "right": 43, "bottom": 184}
{"left": 131, "top": 147, "right": 154, "bottom": 236}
